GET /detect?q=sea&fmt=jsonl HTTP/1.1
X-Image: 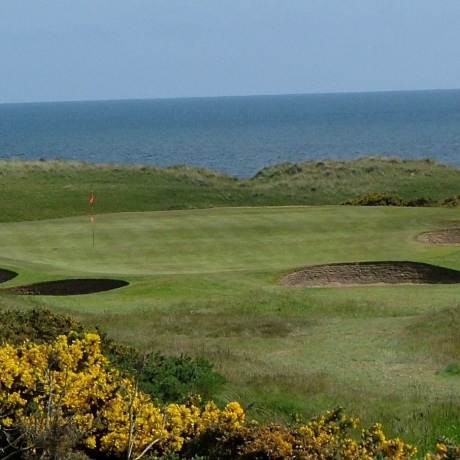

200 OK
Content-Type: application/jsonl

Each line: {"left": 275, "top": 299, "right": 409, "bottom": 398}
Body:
{"left": 0, "top": 89, "right": 459, "bottom": 178}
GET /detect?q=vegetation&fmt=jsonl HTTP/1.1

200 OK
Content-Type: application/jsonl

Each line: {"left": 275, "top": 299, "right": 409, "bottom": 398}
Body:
{"left": 0, "top": 312, "right": 457, "bottom": 459}
{"left": 1, "top": 156, "right": 460, "bottom": 222}
{"left": 0, "top": 307, "right": 226, "bottom": 405}
{"left": 342, "top": 192, "right": 460, "bottom": 207}
{"left": 0, "top": 331, "right": 244, "bottom": 459}
{"left": 1, "top": 157, "right": 460, "bottom": 457}
{"left": 342, "top": 192, "right": 436, "bottom": 207}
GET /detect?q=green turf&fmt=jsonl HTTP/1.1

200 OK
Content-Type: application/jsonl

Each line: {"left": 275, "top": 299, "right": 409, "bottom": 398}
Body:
{"left": 1, "top": 206, "right": 459, "bottom": 275}
{"left": 1, "top": 159, "right": 460, "bottom": 452}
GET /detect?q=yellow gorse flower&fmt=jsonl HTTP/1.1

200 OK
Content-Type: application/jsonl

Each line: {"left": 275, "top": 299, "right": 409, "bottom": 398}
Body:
{"left": 0, "top": 333, "right": 424, "bottom": 460}
{"left": 0, "top": 332, "right": 245, "bottom": 458}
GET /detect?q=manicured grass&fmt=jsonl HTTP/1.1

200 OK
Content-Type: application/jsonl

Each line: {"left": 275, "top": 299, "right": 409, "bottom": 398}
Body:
{"left": 1, "top": 206, "right": 459, "bottom": 278}
{"left": 1, "top": 159, "right": 460, "bottom": 452}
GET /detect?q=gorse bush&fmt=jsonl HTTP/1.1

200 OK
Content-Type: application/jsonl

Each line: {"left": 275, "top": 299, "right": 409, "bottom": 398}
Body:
{"left": 0, "top": 307, "right": 226, "bottom": 405}
{"left": 406, "top": 196, "right": 437, "bottom": 207}
{"left": 342, "top": 193, "right": 406, "bottom": 206}
{"left": 0, "top": 332, "right": 244, "bottom": 459}
{"left": 342, "top": 193, "right": 437, "bottom": 207}
{"left": 439, "top": 195, "right": 460, "bottom": 207}
{"left": 426, "top": 438, "right": 460, "bottom": 460}
{"left": 342, "top": 192, "right": 452, "bottom": 207}
{"left": 0, "top": 306, "right": 84, "bottom": 344}
{"left": 179, "top": 407, "right": 418, "bottom": 460}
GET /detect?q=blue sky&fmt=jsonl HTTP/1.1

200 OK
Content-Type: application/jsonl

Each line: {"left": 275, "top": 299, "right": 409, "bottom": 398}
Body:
{"left": 1, "top": 0, "right": 459, "bottom": 103}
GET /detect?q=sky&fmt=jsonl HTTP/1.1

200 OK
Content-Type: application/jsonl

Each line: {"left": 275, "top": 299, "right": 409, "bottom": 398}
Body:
{"left": 1, "top": 0, "right": 459, "bottom": 103}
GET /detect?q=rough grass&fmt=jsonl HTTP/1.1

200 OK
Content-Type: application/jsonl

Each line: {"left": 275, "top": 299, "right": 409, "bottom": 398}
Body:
{"left": 1, "top": 158, "right": 460, "bottom": 453}
{"left": 2, "top": 156, "right": 460, "bottom": 222}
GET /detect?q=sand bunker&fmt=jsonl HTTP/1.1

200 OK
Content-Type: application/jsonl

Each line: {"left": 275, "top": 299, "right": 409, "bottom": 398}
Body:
{"left": 0, "top": 268, "right": 19, "bottom": 284}
{"left": 1, "top": 277, "right": 129, "bottom": 296}
{"left": 279, "top": 261, "right": 460, "bottom": 287}
{"left": 418, "top": 228, "right": 460, "bottom": 245}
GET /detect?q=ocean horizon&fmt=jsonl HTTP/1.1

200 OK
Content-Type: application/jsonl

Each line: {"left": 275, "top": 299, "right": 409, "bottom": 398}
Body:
{"left": 1, "top": 89, "right": 459, "bottom": 178}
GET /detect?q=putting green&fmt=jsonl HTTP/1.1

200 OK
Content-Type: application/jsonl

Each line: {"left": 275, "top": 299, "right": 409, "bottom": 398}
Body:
{"left": 0, "top": 206, "right": 459, "bottom": 279}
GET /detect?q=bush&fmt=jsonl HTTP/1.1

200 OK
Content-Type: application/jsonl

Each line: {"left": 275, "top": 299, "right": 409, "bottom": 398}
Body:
{"left": 342, "top": 193, "right": 437, "bottom": 207}
{"left": 406, "top": 197, "right": 437, "bottom": 207}
{"left": 181, "top": 407, "right": 418, "bottom": 460}
{"left": 0, "top": 332, "right": 244, "bottom": 459}
{"left": 0, "top": 307, "right": 226, "bottom": 405}
{"left": 439, "top": 195, "right": 460, "bottom": 207}
{"left": 0, "top": 306, "right": 84, "bottom": 344}
{"left": 342, "top": 193, "right": 405, "bottom": 206}
{"left": 426, "top": 438, "right": 460, "bottom": 460}
{"left": 111, "top": 351, "right": 227, "bottom": 404}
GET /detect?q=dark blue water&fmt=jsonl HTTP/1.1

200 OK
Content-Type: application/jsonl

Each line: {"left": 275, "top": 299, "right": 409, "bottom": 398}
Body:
{"left": 1, "top": 90, "right": 459, "bottom": 178}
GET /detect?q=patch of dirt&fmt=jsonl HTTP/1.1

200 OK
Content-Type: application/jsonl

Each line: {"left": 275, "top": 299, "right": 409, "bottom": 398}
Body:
{"left": 279, "top": 261, "right": 460, "bottom": 287}
{"left": 2, "top": 278, "right": 129, "bottom": 296}
{"left": 418, "top": 228, "right": 460, "bottom": 245}
{"left": 0, "top": 268, "right": 18, "bottom": 284}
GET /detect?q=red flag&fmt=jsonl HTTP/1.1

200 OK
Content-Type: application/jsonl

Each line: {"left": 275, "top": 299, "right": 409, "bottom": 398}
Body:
{"left": 89, "top": 193, "right": 95, "bottom": 205}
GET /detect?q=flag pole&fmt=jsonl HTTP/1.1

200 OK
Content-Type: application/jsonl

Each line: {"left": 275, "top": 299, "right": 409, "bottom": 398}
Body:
{"left": 91, "top": 216, "right": 95, "bottom": 247}
{"left": 89, "top": 192, "right": 95, "bottom": 246}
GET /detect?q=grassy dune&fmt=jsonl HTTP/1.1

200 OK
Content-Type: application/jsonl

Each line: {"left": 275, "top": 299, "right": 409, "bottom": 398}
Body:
{"left": 1, "top": 157, "right": 460, "bottom": 451}
{"left": 1, "top": 156, "right": 460, "bottom": 222}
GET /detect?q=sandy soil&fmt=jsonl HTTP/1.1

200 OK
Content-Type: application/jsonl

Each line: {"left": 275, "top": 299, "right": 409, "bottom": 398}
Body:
{"left": 417, "top": 227, "right": 460, "bottom": 245}
{"left": 279, "top": 261, "right": 460, "bottom": 287}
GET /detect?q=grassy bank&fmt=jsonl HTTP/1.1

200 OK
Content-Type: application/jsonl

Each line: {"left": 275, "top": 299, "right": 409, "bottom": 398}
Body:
{"left": 1, "top": 157, "right": 460, "bottom": 453}
{"left": 1, "top": 156, "right": 460, "bottom": 222}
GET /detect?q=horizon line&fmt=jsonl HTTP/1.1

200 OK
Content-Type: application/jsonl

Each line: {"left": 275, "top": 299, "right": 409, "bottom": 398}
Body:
{"left": 2, "top": 87, "right": 459, "bottom": 106}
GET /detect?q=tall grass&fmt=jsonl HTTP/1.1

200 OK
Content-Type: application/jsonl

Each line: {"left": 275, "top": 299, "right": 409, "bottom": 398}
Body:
{"left": 2, "top": 156, "right": 460, "bottom": 222}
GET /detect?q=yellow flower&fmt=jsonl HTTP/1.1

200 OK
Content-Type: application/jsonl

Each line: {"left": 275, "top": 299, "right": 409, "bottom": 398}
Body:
{"left": 84, "top": 435, "right": 97, "bottom": 449}
{"left": 436, "top": 443, "right": 447, "bottom": 453}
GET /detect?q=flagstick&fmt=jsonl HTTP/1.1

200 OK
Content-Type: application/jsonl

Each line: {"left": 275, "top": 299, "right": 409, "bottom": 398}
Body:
{"left": 92, "top": 203, "right": 95, "bottom": 247}
{"left": 89, "top": 192, "right": 95, "bottom": 247}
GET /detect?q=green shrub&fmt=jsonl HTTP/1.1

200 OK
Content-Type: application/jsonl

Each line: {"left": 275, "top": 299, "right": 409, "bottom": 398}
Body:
{"left": 111, "top": 350, "right": 227, "bottom": 404}
{"left": 0, "top": 307, "right": 226, "bottom": 404}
